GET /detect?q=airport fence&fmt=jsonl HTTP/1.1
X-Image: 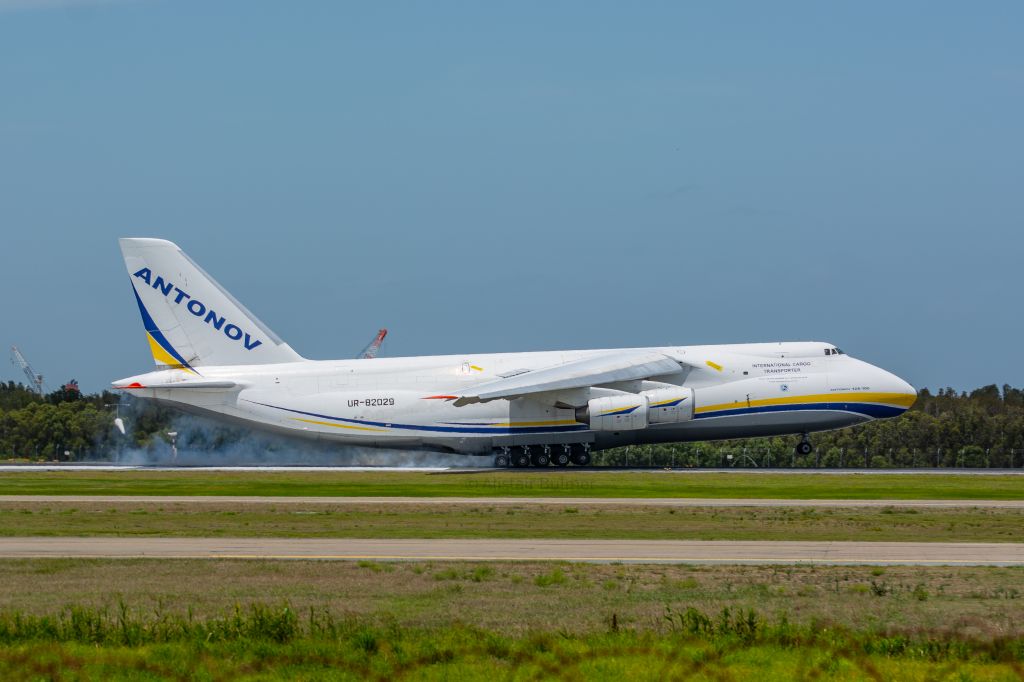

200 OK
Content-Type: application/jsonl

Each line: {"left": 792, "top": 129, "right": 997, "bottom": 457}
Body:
{"left": 594, "top": 442, "right": 1024, "bottom": 470}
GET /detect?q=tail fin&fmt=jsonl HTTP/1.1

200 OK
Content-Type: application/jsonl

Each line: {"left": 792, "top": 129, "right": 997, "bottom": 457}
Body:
{"left": 120, "top": 238, "right": 303, "bottom": 370}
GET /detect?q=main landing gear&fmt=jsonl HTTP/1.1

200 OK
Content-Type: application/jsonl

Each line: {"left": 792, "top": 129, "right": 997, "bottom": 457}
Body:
{"left": 493, "top": 444, "right": 591, "bottom": 468}
{"left": 551, "top": 445, "right": 571, "bottom": 467}
{"left": 794, "top": 435, "right": 813, "bottom": 456}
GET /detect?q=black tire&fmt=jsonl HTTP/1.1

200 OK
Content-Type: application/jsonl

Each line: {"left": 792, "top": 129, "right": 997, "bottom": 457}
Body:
{"left": 531, "top": 452, "right": 550, "bottom": 467}
{"left": 494, "top": 453, "right": 510, "bottom": 468}
{"left": 512, "top": 451, "right": 530, "bottom": 467}
{"left": 796, "top": 441, "right": 813, "bottom": 456}
{"left": 551, "top": 450, "right": 571, "bottom": 467}
{"left": 571, "top": 451, "right": 591, "bottom": 466}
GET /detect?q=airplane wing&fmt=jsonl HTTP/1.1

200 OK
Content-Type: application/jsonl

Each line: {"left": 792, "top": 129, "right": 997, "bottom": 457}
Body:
{"left": 453, "top": 350, "right": 682, "bottom": 405}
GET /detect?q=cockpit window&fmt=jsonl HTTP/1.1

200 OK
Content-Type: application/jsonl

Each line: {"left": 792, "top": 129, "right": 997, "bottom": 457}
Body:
{"left": 825, "top": 347, "right": 845, "bottom": 356}
{"left": 835, "top": 348, "right": 845, "bottom": 355}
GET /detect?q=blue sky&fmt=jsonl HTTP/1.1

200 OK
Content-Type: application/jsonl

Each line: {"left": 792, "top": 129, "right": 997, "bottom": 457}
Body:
{"left": 1, "top": 1, "right": 1020, "bottom": 393}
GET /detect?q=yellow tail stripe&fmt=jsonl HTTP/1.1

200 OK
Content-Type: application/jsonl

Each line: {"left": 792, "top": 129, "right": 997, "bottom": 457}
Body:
{"left": 146, "top": 334, "right": 198, "bottom": 374}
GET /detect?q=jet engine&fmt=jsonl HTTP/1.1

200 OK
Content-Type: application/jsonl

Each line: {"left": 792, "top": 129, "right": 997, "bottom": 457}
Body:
{"left": 581, "top": 394, "right": 648, "bottom": 431}
{"left": 643, "top": 387, "right": 694, "bottom": 424}
{"left": 578, "top": 387, "right": 694, "bottom": 431}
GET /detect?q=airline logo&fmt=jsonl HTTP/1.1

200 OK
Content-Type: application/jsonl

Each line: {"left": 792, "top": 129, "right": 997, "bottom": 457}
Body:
{"left": 132, "top": 267, "right": 263, "bottom": 351}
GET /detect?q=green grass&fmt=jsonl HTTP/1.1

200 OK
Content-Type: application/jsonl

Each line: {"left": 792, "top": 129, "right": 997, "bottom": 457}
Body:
{"left": 2, "top": 470, "right": 1023, "bottom": 499}
{"left": 1, "top": 559, "right": 1022, "bottom": 678}
{"left": 0, "top": 603, "right": 1020, "bottom": 680}
{"left": 1, "top": 501, "right": 1021, "bottom": 541}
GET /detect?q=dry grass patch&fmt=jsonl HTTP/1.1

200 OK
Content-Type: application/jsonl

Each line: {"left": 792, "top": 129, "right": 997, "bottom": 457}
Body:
{"left": 0, "top": 560, "right": 1021, "bottom": 640}
{"left": 1, "top": 500, "right": 1022, "bottom": 542}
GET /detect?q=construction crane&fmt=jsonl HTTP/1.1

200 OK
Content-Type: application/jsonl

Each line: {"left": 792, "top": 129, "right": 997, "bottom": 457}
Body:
{"left": 10, "top": 346, "right": 45, "bottom": 395}
{"left": 357, "top": 328, "right": 388, "bottom": 359}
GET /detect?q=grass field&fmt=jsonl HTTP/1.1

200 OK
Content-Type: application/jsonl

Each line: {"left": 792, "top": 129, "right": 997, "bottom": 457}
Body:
{"left": 4, "top": 470, "right": 1023, "bottom": 678}
{"left": 2, "top": 470, "right": 1023, "bottom": 499}
{"left": 2, "top": 500, "right": 1022, "bottom": 542}
{"left": 6, "top": 620, "right": 1023, "bottom": 680}
{"left": 0, "top": 560, "right": 1022, "bottom": 679}
{"left": 1, "top": 559, "right": 1020, "bottom": 635}
{"left": 3, "top": 617, "right": 1022, "bottom": 680}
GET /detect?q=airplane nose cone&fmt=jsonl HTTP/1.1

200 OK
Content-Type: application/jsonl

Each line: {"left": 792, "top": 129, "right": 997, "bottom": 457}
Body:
{"left": 882, "top": 369, "right": 917, "bottom": 411}
{"left": 897, "top": 376, "right": 917, "bottom": 407}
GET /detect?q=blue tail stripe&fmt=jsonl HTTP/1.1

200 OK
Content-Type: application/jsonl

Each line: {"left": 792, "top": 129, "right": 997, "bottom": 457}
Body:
{"left": 131, "top": 282, "right": 196, "bottom": 372}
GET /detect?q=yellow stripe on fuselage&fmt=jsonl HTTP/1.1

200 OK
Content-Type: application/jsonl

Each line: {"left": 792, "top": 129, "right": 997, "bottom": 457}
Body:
{"left": 455, "top": 420, "right": 579, "bottom": 427}
{"left": 500, "top": 420, "right": 578, "bottom": 427}
{"left": 695, "top": 391, "right": 916, "bottom": 415}
{"left": 293, "top": 418, "right": 386, "bottom": 432}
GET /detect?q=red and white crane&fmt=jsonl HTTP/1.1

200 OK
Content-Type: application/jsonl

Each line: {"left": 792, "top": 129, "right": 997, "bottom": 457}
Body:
{"left": 10, "top": 346, "right": 44, "bottom": 396}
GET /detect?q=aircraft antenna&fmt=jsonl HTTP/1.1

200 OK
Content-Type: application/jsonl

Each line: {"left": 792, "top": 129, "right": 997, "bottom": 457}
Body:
{"left": 10, "top": 345, "right": 45, "bottom": 396}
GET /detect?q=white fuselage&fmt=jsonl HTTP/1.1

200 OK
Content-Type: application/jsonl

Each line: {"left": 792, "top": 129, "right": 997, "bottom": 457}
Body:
{"left": 116, "top": 341, "right": 916, "bottom": 456}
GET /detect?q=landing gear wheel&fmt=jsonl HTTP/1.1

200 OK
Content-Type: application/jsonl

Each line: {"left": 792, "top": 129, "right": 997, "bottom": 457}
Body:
{"left": 531, "top": 452, "right": 550, "bottom": 467}
{"left": 512, "top": 448, "right": 531, "bottom": 468}
{"left": 571, "top": 450, "right": 591, "bottom": 466}
{"left": 494, "top": 452, "right": 510, "bottom": 468}
{"left": 795, "top": 440, "right": 813, "bottom": 456}
{"left": 551, "top": 447, "right": 571, "bottom": 467}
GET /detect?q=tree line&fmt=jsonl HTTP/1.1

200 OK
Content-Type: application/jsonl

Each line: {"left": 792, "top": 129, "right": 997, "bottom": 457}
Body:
{"left": 2, "top": 380, "right": 1024, "bottom": 467}
{"left": 597, "top": 385, "right": 1024, "bottom": 468}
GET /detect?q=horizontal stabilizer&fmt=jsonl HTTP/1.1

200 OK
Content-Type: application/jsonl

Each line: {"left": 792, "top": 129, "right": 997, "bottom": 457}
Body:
{"left": 114, "top": 378, "right": 240, "bottom": 390}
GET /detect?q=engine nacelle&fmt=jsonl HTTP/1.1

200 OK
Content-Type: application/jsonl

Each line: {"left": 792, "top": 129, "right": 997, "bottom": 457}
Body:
{"left": 643, "top": 387, "right": 695, "bottom": 424}
{"left": 579, "top": 387, "right": 696, "bottom": 431}
{"left": 584, "top": 394, "right": 648, "bottom": 431}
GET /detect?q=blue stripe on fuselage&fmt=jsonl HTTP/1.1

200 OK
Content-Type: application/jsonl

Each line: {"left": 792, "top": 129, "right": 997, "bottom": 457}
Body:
{"left": 246, "top": 401, "right": 589, "bottom": 435}
{"left": 246, "top": 400, "right": 904, "bottom": 436}
{"left": 695, "top": 402, "right": 907, "bottom": 420}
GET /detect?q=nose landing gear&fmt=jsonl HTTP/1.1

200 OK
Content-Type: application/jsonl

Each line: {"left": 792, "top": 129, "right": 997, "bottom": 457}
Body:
{"left": 794, "top": 435, "right": 813, "bottom": 456}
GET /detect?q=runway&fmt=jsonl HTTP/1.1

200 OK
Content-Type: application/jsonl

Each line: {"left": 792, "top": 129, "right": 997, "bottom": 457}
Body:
{"left": 2, "top": 537, "right": 1022, "bottom": 565}
{"left": 1, "top": 465, "right": 1022, "bottom": 475}
{"left": 1, "top": 495, "right": 1021, "bottom": 508}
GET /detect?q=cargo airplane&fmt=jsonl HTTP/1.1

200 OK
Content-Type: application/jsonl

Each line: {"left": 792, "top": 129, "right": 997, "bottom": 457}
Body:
{"left": 114, "top": 238, "right": 917, "bottom": 467}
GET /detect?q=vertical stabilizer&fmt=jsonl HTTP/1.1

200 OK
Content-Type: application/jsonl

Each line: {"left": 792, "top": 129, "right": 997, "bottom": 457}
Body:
{"left": 120, "top": 238, "right": 303, "bottom": 370}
